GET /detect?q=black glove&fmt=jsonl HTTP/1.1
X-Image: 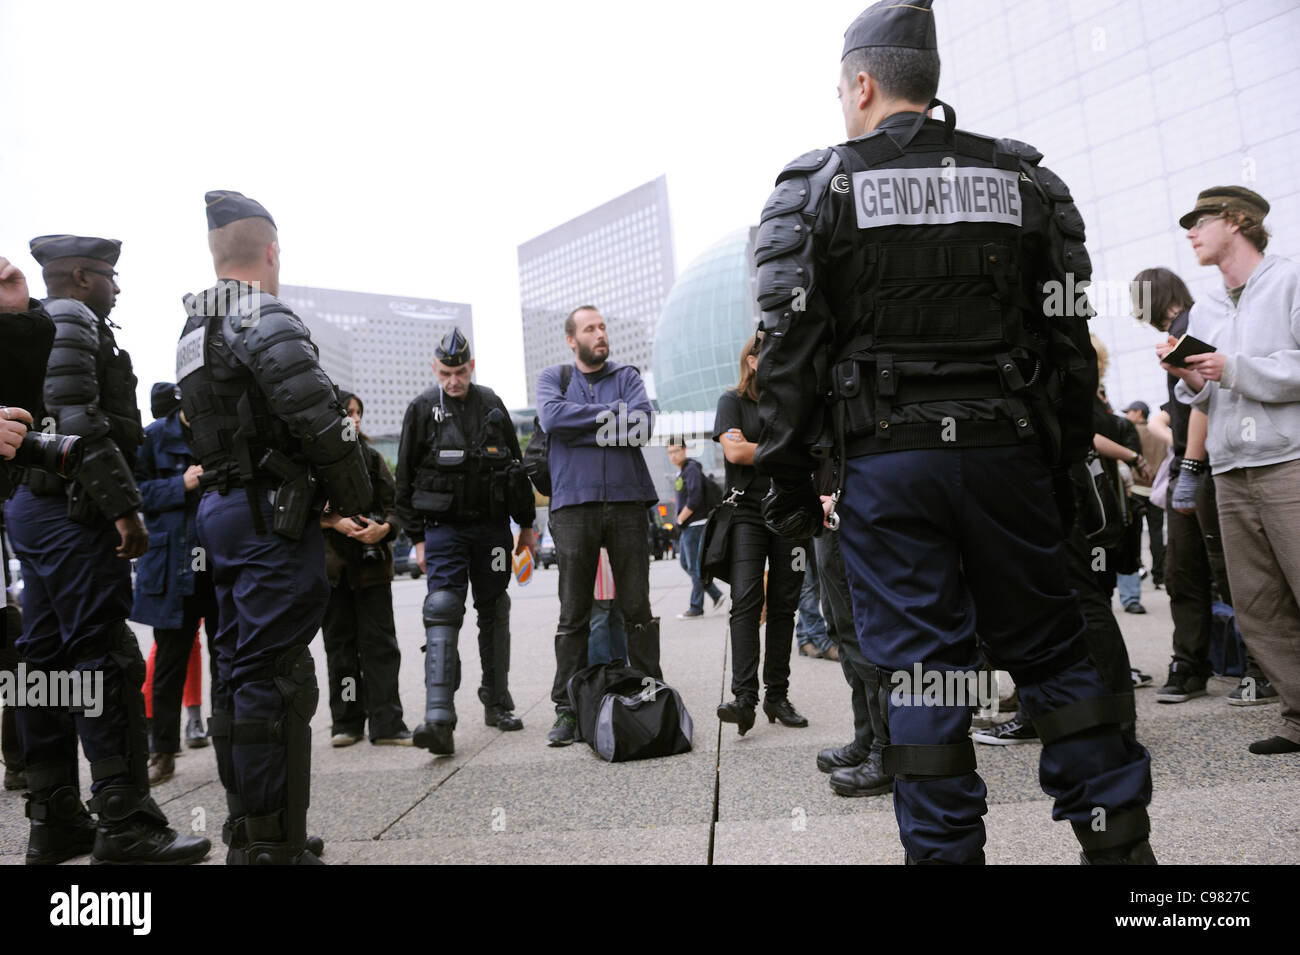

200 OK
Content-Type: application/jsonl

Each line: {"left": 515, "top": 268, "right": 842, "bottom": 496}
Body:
{"left": 762, "top": 478, "right": 822, "bottom": 540}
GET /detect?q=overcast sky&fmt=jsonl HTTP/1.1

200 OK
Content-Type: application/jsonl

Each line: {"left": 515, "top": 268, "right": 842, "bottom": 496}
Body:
{"left": 0, "top": 0, "right": 873, "bottom": 410}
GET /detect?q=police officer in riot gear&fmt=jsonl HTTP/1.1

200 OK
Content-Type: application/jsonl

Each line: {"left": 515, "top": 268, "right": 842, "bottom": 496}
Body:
{"left": 396, "top": 328, "right": 536, "bottom": 754}
{"left": 177, "top": 191, "right": 371, "bottom": 864}
{"left": 5, "top": 235, "right": 210, "bottom": 864}
{"left": 754, "top": 1, "right": 1153, "bottom": 864}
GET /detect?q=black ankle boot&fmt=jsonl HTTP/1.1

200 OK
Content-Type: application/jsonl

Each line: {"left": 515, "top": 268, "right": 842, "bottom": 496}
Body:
{"left": 88, "top": 786, "right": 210, "bottom": 865}
{"left": 817, "top": 740, "right": 868, "bottom": 773}
{"left": 716, "top": 700, "right": 756, "bottom": 736}
{"left": 829, "top": 750, "right": 893, "bottom": 797}
{"left": 763, "top": 697, "right": 809, "bottom": 728}
{"left": 25, "top": 786, "right": 97, "bottom": 865}
{"left": 413, "top": 720, "right": 456, "bottom": 754}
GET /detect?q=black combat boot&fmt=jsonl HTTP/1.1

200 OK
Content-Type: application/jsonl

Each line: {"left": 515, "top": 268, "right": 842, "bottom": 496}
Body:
{"left": 89, "top": 786, "right": 210, "bottom": 865}
{"left": 24, "top": 771, "right": 97, "bottom": 865}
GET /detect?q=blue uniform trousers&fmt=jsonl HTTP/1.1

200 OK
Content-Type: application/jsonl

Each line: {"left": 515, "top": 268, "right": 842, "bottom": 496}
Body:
{"left": 837, "top": 446, "right": 1152, "bottom": 863}
{"left": 423, "top": 520, "right": 512, "bottom": 690}
{"left": 196, "top": 490, "right": 328, "bottom": 818}
{"left": 5, "top": 486, "right": 139, "bottom": 793}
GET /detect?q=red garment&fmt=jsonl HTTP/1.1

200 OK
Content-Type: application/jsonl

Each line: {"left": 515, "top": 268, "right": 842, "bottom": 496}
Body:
{"left": 141, "top": 632, "right": 204, "bottom": 718}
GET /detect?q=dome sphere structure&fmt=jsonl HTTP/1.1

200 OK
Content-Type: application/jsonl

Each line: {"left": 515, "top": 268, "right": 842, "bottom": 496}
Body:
{"left": 652, "top": 228, "right": 759, "bottom": 414}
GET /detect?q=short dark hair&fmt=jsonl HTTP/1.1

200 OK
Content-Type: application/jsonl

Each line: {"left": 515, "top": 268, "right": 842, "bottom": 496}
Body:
{"left": 842, "top": 46, "right": 940, "bottom": 105}
{"left": 1131, "top": 268, "right": 1195, "bottom": 332}
{"left": 41, "top": 257, "right": 101, "bottom": 298}
{"left": 565, "top": 304, "right": 600, "bottom": 337}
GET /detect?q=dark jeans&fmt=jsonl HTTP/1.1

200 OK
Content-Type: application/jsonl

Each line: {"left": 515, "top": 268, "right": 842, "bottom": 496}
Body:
{"left": 151, "top": 571, "right": 218, "bottom": 754}
{"left": 1142, "top": 498, "right": 1166, "bottom": 584}
{"left": 321, "top": 581, "right": 407, "bottom": 739}
{"left": 727, "top": 519, "right": 805, "bottom": 703}
{"left": 550, "top": 502, "right": 657, "bottom": 709}
{"left": 678, "top": 521, "right": 721, "bottom": 612}
{"left": 1165, "top": 467, "right": 1233, "bottom": 676}
{"left": 588, "top": 599, "right": 626, "bottom": 665}
{"left": 816, "top": 532, "right": 888, "bottom": 754}
{"left": 796, "top": 547, "right": 833, "bottom": 652}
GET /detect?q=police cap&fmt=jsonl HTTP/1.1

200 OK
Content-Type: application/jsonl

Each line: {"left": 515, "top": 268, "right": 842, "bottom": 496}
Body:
{"left": 843, "top": 0, "right": 937, "bottom": 58}
{"left": 28, "top": 235, "right": 121, "bottom": 267}
{"left": 205, "top": 190, "right": 277, "bottom": 230}
{"left": 435, "top": 327, "right": 471, "bottom": 367}
{"left": 1178, "top": 186, "right": 1269, "bottom": 230}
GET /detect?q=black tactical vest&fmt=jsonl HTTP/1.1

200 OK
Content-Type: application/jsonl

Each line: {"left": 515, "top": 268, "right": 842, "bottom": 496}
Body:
{"left": 822, "top": 115, "right": 1054, "bottom": 456}
{"left": 412, "top": 385, "right": 516, "bottom": 523}
{"left": 175, "top": 285, "right": 300, "bottom": 490}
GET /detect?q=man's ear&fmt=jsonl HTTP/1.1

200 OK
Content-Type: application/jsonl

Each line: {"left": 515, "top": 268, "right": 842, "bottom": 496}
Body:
{"left": 468, "top": 358, "right": 476, "bottom": 375}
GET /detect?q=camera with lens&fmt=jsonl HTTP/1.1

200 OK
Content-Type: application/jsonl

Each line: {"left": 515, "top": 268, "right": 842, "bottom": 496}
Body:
{"left": 353, "top": 515, "right": 389, "bottom": 562}
{"left": 15, "top": 430, "right": 83, "bottom": 476}
{"left": 1, "top": 430, "right": 84, "bottom": 500}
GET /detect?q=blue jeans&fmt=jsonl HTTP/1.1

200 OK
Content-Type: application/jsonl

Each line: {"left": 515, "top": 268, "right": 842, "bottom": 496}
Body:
{"left": 796, "top": 554, "right": 832, "bottom": 652}
{"left": 588, "top": 599, "right": 626, "bottom": 665}
{"left": 679, "top": 522, "right": 721, "bottom": 613}
{"left": 1117, "top": 572, "right": 1142, "bottom": 608}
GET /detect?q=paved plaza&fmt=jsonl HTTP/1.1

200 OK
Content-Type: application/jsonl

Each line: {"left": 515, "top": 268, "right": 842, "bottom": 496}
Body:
{"left": 2, "top": 558, "right": 1297, "bottom": 865}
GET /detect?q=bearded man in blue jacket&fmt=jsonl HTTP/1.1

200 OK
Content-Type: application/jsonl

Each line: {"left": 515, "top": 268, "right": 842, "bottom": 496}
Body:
{"left": 537, "top": 305, "right": 660, "bottom": 746}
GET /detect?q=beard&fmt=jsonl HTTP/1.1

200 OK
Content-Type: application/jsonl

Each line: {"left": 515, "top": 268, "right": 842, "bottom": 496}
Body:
{"left": 577, "top": 341, "right": 609, "bottom": 367}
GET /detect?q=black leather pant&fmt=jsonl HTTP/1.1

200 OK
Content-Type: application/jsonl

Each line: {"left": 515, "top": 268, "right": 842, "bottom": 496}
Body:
{"left": 726, "top": 518, "right": 804, "bottom": 704}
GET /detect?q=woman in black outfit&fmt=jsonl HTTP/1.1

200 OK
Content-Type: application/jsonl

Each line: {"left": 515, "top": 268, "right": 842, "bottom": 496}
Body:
{"left": 712, "top": 334, "right": 808, "bottom": 735}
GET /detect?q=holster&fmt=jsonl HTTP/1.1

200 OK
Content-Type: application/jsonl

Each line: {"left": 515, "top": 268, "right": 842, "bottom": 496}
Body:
{"left": 260, "top": 448, "right": 318, "bottom": 541}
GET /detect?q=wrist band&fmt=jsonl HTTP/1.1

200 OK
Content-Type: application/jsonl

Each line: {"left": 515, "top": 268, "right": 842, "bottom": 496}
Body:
{"left": 1180, "top": 458, "right": 1208, "bottom": 475}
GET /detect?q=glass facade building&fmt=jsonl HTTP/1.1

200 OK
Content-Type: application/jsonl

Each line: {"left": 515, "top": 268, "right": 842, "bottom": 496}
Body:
{"left": 934, "top": 0, "right": 1300, "bottom": 412}
{"left": 518, "top": 176, "right": 676, "bottom": 405}
{"left": 652, "top": 228, "right": 759, "bottom": 415}
{"left": 280, "top": 285, "right": 473, "bottom": 438}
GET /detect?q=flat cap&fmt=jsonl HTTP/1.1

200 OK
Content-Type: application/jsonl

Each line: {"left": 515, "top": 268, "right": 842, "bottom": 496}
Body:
{"left": 435, "top": 327, "right": 471, "bottom": 367}
{"left": 28, "top": 235, "right": 121, "bottom": 267}
{"left": 205, "top": 190, "right": 276, "bottom": 230}
{"left": 1178, "top": 186, "right": 1269, "bottom": 230}
{"left": 843, "top": 0, "right": 937, "bottom": 57}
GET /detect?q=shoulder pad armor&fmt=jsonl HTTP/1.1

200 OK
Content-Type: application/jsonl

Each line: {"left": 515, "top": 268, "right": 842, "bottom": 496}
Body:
{"left": 44, "top": 297, "right": 99, "bottom": 324}
{"left": 222, "top": 294, "right": 310, "bottom": 365}
{"left": 996, "top": 137, "right": 1044, "bottom": 165}
{"left": 757, "top": 148, "right": 842, "bottom": 264}
{"left": 778, "top": 147, "right": 836, "bottom": 179}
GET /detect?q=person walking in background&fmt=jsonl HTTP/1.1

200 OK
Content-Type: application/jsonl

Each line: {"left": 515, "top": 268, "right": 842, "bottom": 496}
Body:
{"left": 667, "top": 440, "right": 724, "bottom": 620}
{"left": 713, "top": 333, "right": 808, "bottom": 735}
{"left": 321, "top": 391, "right": 411, "bottom": 748}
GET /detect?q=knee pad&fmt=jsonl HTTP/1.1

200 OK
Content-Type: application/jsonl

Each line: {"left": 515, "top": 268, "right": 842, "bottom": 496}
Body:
{"left": 424, "top": 589, "right": 465, "bottom": 629}
{"left": 273, "top": 644, "right": 319, "bottom": 722}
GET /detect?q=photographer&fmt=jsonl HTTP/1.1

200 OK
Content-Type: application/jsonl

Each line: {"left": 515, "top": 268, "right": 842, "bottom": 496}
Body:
{"left": 0, "top": 255, "right": 55, "bottom": 793}
{"left": 320, "top": 392, "right": 411, "bottom": 746}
